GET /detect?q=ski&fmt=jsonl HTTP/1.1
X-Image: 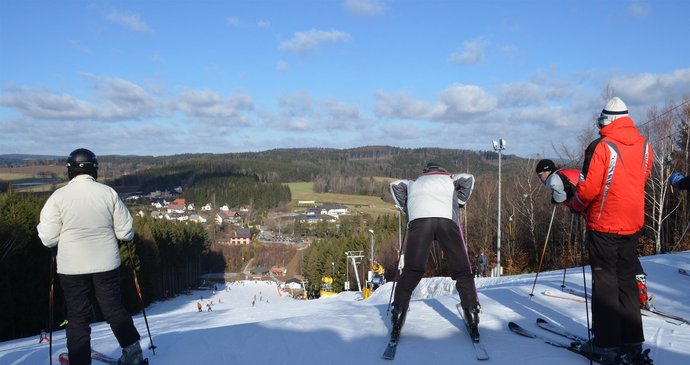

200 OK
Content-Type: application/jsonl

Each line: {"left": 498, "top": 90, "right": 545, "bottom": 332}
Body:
{"left": 90, "top": 349, "right": 119, "bottom": 365}
{"left": 542, "top": 289, "right": 586, "bottom": 303}
{"left": 642, "top": 308, "right": 688, "bottom": 325}
{"left": 58, "top": 349, "right": 149, "bottom": 365}
{"left": 382, "top": 338, "right": 398, "bottom": 360}
{"left": 543, "top": 289, "right": 688, "bottom": 325}
{"left": 457, "top": 304, "right": 489, "bottom": 360}
{"left": 536, "top": 317, "right": 587, "bottom": 342}
{"left": 508, "top": 321, "right": 607, "bottom": 364}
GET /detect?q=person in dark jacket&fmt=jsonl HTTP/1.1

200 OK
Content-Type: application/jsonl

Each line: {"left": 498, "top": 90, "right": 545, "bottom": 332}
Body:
{"left": 389, "top": 163, "right": 481, "bottom": 341}
{"left": 37, "top": 148, "right": 145, "bottom": 365}
{"left": 570, "top": 98, "right": 654, "bottom": 365}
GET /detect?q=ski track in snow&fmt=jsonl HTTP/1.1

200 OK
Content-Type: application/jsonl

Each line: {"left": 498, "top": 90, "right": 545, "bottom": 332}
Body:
{"left": 2, "top": 252, "right": 689, "bottom": 364}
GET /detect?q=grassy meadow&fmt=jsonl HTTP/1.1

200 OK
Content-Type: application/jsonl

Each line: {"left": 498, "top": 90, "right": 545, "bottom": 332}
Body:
{"left": 285, "top": 182, "right": 397, "bottom": 217}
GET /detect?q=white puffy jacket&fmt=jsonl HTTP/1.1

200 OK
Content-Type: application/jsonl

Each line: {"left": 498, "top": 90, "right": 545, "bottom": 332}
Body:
{"left": 37, "top": 174, "right": 134, "bottom": 275}
{"left": 390, "top": 171, "right": 475, "bottom": 222}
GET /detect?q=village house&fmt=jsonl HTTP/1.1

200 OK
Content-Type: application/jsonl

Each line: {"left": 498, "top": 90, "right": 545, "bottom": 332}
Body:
{"left": 150, "top": 210, "right": 166, "bottom": 219}
{"left": 165, "top": 212, "right": 188, "bottom": 221}
{"left": 189, "top": 214, "right": 208, "bottom": 224}
{"left": 166, "top": 203, "right": 186, "bottom": 214}
{"left": 229, "top": 228, "right": 252, "bottom": 245}
{"left": 319, "top": 203, "right": 348, "bottom": 216}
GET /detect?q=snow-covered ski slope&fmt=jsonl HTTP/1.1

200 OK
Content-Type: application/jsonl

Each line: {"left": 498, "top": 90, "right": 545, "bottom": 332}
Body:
{"left": 2, "top": 252, "right": 689, "bottom": 364}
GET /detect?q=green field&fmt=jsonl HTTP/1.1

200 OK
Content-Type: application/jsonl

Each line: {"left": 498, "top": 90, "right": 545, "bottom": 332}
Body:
{"left": 285, "top": 182, "right": 397, "bottom": 217}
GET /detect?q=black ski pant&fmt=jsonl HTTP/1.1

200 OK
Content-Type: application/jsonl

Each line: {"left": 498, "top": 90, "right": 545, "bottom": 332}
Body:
{"left": 393, "top": 217, "right": 479, "bottom": 313}
{"left": 587, "top": 230, "right": 644, "bottom": 348}
{"left": 60, "top": 267, "right": 140, "bottom": 365}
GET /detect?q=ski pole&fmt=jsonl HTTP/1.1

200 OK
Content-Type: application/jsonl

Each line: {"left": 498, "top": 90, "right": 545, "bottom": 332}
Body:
{"left": 126, "top": 242, "right": 157, "bottom": 355}
{"left": 387, "top": 228, "right": 408, "bottom": 314}
{"left": 529, "top": 205, "right": 557, "bottom": 297}
{"left": 456, "top": 212, "right": 479, "bottom": 305}
{"left": 580, "top": 233, "right": 593, "bottom": 365}
{"left": 387, "top": 207, "right": 407, "bottom": 314}
{"left": 48, "top": 253, "right": 55, "bottom": 365}
{"left": 561, "top": 213, "right": 575, "bottom": 289}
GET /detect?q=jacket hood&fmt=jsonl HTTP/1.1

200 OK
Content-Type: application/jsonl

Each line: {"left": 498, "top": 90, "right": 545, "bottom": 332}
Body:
{"left": 599, "top": 116, "right": 645, "bottom": 146}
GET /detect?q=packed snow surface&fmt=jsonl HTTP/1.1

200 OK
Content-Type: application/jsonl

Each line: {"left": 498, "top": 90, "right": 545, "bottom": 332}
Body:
{"left": 2, "top": 252, "right": 689, "bottom": 364}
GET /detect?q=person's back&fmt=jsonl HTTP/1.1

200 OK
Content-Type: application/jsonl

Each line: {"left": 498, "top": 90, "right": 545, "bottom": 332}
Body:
{"left": 570, "top": 98, "right": 654, "bottom": 365}
{"left": 573, "top": 109, "right": 652, "bottom": 234}
{"left": 39, "top": 175, "right": 131, "bottom": 275}
{"left": 388, "top": 163, "right": 481, "bottom": 343}
{"left": 37, "top": 148, "right": 145, "bottom": 365}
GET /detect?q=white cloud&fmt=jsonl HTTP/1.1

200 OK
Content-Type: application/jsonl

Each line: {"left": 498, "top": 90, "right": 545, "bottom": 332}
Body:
{"left": 279, "top": 29, "right": 352, "bottom": 54}
{"left": 375, "top": 84, "right": 499, "bottom": 124}
{"left": 227, "top": 17, "right": 241, "bottom": 27}
{"left": 510, "top": 106, "right": 575, "bottom": 128}
{"left": 607, "top": 67, "right": 690, "bottom": 105}
{"left": 450, "top": 38, "right": 488, "bottom": 65}
{"left": 0, "top": 74, "right": 156, "bottom": 122}
{"left": 0, "top": 86, "right": 94, "bottom": 120}
{"left": 628, "top": 1, "right": 652, "bottom": 17}
{"left": 500, "top": 82, "right": 545, "bottom": 107}
{"left": 105, "top": 10, "right": 153, "bottom": 33}
{"left": 439, "top": 84, "right": 498, "bottom": 115}
{"left": 343, "top": 0, "right": 387, "bottom": 16}
{"left": 287, "top": 118, "right": 311, "bottom": 131}
{"left": 173, "top": 90, "right": 254, "bottom": 124}
{"left": 81, "top": 73, "right": 155, "bottom": 120}
{"left": 322, "top": 99, "right": 365, "bottom": 129}
{"left": 256, "top": 20, "right": 271, "bottom": 29}
{"left": 374, "top": 91, "right": 445, "bottom": 120}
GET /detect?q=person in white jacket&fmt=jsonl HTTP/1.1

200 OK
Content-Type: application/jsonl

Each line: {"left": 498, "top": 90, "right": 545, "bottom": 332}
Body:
{"left": 37, "top": 148, "right": 144, "bottom": 365}
{"left": 388, "top": 162, "right": 481, "bottom": 341}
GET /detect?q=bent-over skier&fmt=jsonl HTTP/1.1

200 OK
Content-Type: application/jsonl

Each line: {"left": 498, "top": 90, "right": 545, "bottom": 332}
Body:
{"left": 389, "top": 162, "right": 481, "bottom": 341}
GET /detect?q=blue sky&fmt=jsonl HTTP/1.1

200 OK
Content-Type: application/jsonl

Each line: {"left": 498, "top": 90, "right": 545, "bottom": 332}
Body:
{"left": 1, "top": 0, "right": 689, "bottom": 158}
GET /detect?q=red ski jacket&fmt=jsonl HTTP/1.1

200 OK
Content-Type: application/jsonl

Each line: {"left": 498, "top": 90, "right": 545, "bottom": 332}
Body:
{"left": 571, "top": 116, "right": 653, "bottom": 235}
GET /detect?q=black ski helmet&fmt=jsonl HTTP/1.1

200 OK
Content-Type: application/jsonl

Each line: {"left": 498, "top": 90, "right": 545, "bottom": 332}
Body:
{"left": 66, "top": 148, "right": 98, "bottom": 180}
{"left": 423, "top": 162, "right": 446, "bottom": 173}
{"left": 535, "top": 159, "right": 557, "bottom": 175}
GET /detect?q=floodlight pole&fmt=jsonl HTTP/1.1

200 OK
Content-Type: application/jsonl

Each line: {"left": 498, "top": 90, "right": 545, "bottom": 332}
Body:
{"left": 492, "top": 139, "right": 506, "bottom": 277}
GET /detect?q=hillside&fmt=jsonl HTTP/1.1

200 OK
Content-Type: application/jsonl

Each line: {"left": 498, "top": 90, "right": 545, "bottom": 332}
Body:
{"left": 1, "top": 146, "right": 525, "bottom": 196}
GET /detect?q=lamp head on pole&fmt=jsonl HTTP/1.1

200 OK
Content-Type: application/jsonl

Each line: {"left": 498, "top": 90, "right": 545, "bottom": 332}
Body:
{"left": 492, "top": 139, "right": 507, "bottom": 151}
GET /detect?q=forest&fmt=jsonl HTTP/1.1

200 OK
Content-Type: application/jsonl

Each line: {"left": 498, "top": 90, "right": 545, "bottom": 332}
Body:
{"left": 1, "top": 96, "right": 689, "bottom": 342}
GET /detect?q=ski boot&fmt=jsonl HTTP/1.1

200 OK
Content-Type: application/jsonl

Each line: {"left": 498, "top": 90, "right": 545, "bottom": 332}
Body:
{"left": 620, "top": 343, "right": 654, "bottom": 365}
{"left": 573, "top": 339, "right": 622, "bottom": 365}
{"left": 463, "top": 305, "right": 481, "bottom": 341}
{"left": 390, "top": 303, "right": 408, "bottom": 341}
{"left": 118, "top": 341, "right": 146, "bottom": 365}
